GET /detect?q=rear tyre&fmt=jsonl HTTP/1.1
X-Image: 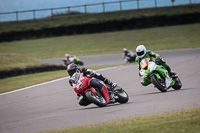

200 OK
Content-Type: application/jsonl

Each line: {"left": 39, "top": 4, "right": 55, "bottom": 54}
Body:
{"left": 151, "top": 75, "right": 167, "bottom": 92}
{"left": 74, "top": 61, "right": 84, "bottom": 66}
{"left": 85, "top": 91, "right": 107, "bottom": 107}
{"left": 79, "top": 61, "right": 84, "bottom": 66}
{"left": 172, "top": 77, "right": 182, "bottom": 90}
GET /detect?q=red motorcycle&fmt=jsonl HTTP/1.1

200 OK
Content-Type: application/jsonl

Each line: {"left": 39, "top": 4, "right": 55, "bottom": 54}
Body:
{"left": 71, "top": 72, "right": 129, "bottom": 107}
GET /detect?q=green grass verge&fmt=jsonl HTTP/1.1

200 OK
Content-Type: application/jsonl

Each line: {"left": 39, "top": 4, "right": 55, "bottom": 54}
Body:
{"left": 0, "top": 4, "right": 200, "bottom": 33}
{"left": 41, "top": 107, "right": 200, "bottom": 133}
{"left": 1, "top": 23, "right": 200, "bottom": 70}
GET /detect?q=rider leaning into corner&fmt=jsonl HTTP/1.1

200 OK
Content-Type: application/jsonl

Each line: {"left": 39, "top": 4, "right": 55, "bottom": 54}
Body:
{"left": 63, "top": 54, "right": 75, "bottom": 66}
{"left": 135, "top": 45, "right": 175, "bottom": 86}
{"left": 122, "top": 48, "right": 136, "bottom": 63}
{"left": 67, "top": 63, "right": 117, "bottom": 106}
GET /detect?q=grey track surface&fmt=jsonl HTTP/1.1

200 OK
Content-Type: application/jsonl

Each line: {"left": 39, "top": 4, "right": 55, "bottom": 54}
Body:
{"left": 38, "top": 53, "right": 125, "bottom": 67}
{"left": 0, "top": 49, "right": 200, "bottom": 133}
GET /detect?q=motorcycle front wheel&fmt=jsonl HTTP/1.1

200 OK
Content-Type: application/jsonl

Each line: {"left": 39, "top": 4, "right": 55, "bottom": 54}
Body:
{"left": 151, "top": 75, "right": 167, "bottom": 92}
{"left": 85, "top": 91, "right": 107, "bottom": 107}
{"left": 114, "top": 88, "right": 129, "bottom": 103}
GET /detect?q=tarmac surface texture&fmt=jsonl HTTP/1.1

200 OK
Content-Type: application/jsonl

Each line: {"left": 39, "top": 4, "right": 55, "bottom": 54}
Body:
{"left": 0, "top": 49, "right": 200, "bottom": 133}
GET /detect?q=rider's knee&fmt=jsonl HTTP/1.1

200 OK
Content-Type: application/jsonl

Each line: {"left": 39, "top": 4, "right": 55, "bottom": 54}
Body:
{"left": 141, "top": 80, "right": 149, "bottom": 86}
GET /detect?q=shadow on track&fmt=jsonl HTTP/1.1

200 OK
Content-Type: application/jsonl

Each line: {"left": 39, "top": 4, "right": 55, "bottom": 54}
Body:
{"left": 133, "top": 87, "right": 195, "bottom": 97}
{"left": 76, "top": 102, "right": 132, "bottom": 110}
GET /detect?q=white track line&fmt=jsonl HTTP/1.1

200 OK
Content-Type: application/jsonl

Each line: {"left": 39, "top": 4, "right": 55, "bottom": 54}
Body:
{"left": 0, "top": 77, "right": 68, "bottom": 96}
{"left": 0, "top": 66, "right": 120, "bottom": 96}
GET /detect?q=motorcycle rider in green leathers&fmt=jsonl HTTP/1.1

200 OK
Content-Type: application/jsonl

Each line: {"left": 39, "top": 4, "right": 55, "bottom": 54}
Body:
{"left": 135, "top": 45, "right": 175, "bottom": 86}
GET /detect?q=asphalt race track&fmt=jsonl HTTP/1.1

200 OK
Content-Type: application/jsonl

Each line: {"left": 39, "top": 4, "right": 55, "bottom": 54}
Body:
{"left": 38, "top": 53, "right": 126, "bottom": 67}
{"left": 0, "top": 49, "right": 200, "bottom": 133}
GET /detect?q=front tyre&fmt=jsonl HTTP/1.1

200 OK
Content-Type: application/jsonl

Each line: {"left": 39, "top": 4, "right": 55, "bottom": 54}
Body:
{"left": 172, "top": 77, "right": 182, "bottom": 90}
{"left": 85, "top": 91, "right": 107, "bottom": 107}
{"left": 151, "top": 75, "right": 167, "bottom": 92}
{"left": 115, "top": 88, "right": 129, "bottom": 103}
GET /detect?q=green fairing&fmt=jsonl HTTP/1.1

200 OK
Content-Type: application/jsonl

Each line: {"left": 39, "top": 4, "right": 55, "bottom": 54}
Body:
{"left": 138, "top": 51, "right": 182, "bottom": 91}
{"left": 142, "top": 68, "right": 150, "bottom": 75}
{"left": 141, "top": 62, "right": 167, "bottom": 86}
{"left": 141, "top": 76, "right": 151, "bottom": 86}
{"left": 170, "top": 80, "right": 176, "bottom": 88}
{"left": 151, "top": 73, "right": 161, "bottom": 80}
{"left": 154, "top": 65, "right": 169, "bottom": 79}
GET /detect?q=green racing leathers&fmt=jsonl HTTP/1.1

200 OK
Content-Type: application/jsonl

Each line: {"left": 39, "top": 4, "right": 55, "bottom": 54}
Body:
{"left": 136, "top": 50, "right": 172, "bottom": 86}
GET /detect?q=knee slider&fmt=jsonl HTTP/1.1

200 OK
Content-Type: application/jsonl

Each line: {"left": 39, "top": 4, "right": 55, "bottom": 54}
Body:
{"left": 141, "top": 80, "right": 149, "bottom": 86}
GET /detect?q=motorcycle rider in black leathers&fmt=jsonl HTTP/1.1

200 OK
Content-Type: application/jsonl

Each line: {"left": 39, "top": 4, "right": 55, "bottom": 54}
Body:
{"left": 122, "top": 48, "right": 136, "bottom": 63}
{"left": 67, "top": 63, "right": 117, "bottom": 106}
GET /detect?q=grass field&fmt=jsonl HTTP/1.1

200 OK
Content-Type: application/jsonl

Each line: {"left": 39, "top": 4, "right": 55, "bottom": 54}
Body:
{"left": 0, "top": 23, "right": 200, "bottom": 70}
{"left": 41, "top": 107, "right": 200, "bottom": 133}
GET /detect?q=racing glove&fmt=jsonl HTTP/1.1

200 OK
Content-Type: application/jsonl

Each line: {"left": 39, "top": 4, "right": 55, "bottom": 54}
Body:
{"left": 155, "top": 56, "right": 166, "bottom": 63}
{"left": 80, "top": 68, "right": 97, "bottom": 77}
{"left": 69, "top": 79, "right": 73, "bottom": 87}
{"left": 155, "top": 56, "right": 160, "bottom": 62}
{"left": 160, "top": 57, "right": 166, "bottom": 63}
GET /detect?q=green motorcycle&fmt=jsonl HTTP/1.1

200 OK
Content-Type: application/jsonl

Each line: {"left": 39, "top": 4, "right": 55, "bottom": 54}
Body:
{"left": 63, "top": 56, "right": 84, "bottom": 66}
{"left": 139, "top": 58, "right": 182, "bottom": 92}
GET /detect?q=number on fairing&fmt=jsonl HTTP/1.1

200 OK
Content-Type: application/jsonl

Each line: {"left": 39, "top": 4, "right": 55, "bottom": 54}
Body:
{"left": 76, "top": 81, "right": 83, "bottom": 90}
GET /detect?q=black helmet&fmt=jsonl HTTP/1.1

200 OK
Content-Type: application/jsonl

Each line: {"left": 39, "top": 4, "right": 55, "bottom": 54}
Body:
{"left": 67, "top": 63, "right": 78, "bottom": 76}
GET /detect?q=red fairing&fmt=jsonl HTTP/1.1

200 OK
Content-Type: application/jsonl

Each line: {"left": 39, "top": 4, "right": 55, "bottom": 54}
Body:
{"left": 84, "top": 88, "right": 97, "bottom": 94}
{"left": 101, "top": 85, "right": 110, "bottom": 104}
{"left": 73, "top": 73, "right": 92, "bottom": 95}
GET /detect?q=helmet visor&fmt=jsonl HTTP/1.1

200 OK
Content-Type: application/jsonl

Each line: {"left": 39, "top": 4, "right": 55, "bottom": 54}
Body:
{"left": 68, "top": 69, "right": 77, "bottom": 76}
{"left": 137, "top": 51, "right": 144, "bottom": 56}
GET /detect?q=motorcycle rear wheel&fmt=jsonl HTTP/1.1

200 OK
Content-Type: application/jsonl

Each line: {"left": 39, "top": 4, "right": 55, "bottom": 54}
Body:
{"left": 79, "top": 61, "right": 84, "bottom": 66}
{"left": 74, "top": 61, "right": 84, "bottom": 66}
{"left": 172, "top": 77, "right": 182, "bottom": 90}
{"left": 85, "top": 91, "right": 107, "bottom": 107}
{"left": 151, "top": 75, "right": 167, "bottom": 92}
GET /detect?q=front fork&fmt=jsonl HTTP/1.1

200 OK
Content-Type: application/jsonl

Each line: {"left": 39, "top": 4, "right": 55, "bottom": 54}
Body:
{"left": 150, "top": 71, "right": 175, "bottom": 89}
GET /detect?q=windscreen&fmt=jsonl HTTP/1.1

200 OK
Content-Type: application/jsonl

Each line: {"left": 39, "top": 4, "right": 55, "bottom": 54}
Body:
{"left": 140, "top": 58, "right": 150, "bottom": 67}
{"left": 70, "top": 72, "right": 81, "bottom": 84}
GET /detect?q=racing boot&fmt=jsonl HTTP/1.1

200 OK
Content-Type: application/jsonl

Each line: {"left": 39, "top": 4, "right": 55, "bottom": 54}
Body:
{"left": 103, "top": 78, "right": 117, "bottom": 90}
{"left": 100, "top": 85, "right": 110, "bottom": 104}
{"left": 109, "top": 93, "right": 115, "bottom": 103}
{"left": 165, "top": 66, "right": 176, "bottom": 78}
{"left": 109, "top": 93, "right": 119, "bottom": 103}
{"left": 95, "top": 74, "right": 117, "bottom": 90}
